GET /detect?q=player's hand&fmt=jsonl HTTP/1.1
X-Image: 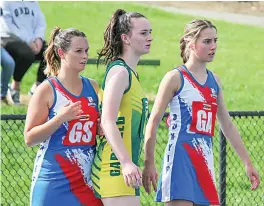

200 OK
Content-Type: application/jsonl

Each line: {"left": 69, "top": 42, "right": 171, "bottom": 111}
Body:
{"left": 29, "top": 41, "right": 38, "bottom": 54}
{"left": 96, "top": 118, "right": 104, "bottom": 136}
{"left": 122, "top": 160, "right": 142, "bottom": 189}
{"left": 34, "top": 38, "right": 43, "bottom": 54}
{"left": 142, "top": 161, "right": 158, "bottom": 194}
{"left": 57, "top": 101, "right": 83, "bottom": 122}
{"left": 246, "top": 163, "right": 260, "bottom": 190}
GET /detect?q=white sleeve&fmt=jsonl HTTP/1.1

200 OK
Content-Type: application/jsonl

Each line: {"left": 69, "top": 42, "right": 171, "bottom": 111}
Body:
{"left": 0, "top": 1, "right": 21, "bottom": 38}
{"left": 33, "top": 3, "right": 46, "bottom": 41}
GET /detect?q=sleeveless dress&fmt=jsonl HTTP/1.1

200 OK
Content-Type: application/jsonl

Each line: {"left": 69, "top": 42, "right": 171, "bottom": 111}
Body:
{"left": 156, "top": 65, "right": 220, "bottom": 205}
{"left": 92, "top": 59, "right": 149, "bottom": 198}
{"left": 30, "top": 76, "right": 103, "bottom": 206}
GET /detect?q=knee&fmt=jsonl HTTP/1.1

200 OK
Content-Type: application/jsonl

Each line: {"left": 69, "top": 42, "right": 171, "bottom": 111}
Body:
{"left": 7, "top": 42, "right": 35, "bottom": 63}
{"left": 1, "top": 51, "right": 15, "bottom": 71}
{"left": 8, "top": 58, "right": 15, "bottom": 72}
{"left": 16, "top": 51, "right": 35, "bottom": 65}
{"left": 25, "top": 51, "right": 35, "bottom": 63}
{"left": 8, "top": 55, "right": 15, "bottom": 69}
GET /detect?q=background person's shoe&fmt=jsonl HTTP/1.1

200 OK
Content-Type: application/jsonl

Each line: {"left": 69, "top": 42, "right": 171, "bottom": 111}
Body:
{"left": 9, "top": 87, "right": 21, "bottom": 105}
{"left": 1, "top": 96, "right": 10, "bottom": 105}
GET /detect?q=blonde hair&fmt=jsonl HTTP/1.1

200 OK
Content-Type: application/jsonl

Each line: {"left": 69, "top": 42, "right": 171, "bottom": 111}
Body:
{"left": 44, "top": 27, "right": 86, "bottom": 76}
{"left": 180, "top": 19, "right": 217, "bottom": 63}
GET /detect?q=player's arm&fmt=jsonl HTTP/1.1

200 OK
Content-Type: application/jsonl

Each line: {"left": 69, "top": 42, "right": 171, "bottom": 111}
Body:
{"left": 214, "top": 73, "right": 260, "bottom": 190}
{"left": 101, "top": 65, "right": 142, "bottom": 188}
{"left": 100, "top": 65, "right": 131, "bottom": 164}
{"left": 24, "top": 81, "right": 82, "bottom": 147}
{"left": 214, "top": 74, "right": 251, "bottom": 165}
{"left": 144, "top": 70, "right": 181, "bottom": 166}
{"left": 143, "top": 70, "right": 181, "bottom": 194}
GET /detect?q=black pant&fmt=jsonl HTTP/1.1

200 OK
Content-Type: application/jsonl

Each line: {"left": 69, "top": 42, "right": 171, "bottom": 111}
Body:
{"left": 2, "top": 36, "right": 47, "bottom": 83}
{"left": 34, "top": 41, "right": 47, "bottom": 83}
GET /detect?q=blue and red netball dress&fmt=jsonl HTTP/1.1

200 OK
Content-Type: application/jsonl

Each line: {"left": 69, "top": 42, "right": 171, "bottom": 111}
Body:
{"left": 30, "top": 76, "right": 102, "bottom": 206}
{"left": 156, "top": 65, "right": 220, "bottom": 205}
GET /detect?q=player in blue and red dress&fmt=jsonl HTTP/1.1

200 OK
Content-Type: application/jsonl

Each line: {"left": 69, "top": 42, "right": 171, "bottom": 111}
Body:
{"left": 24, "top": 27, "right": 103, "bottom": 206}
{"left": 142, "top": 19, "right": 260, "bottom": 206}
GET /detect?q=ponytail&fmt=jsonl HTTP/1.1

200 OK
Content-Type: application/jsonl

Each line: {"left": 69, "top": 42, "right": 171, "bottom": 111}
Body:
{"left": 180, "top": 37, "right": 188, "bottom": 64}
{"left": 97, "top": 9, "right": 126, "bottom": 66}
{"left": 44, "top": 27, "right": 86, "bottom": 76}
{"left": 44, "top": 26, "right": 62, "bottom": 76}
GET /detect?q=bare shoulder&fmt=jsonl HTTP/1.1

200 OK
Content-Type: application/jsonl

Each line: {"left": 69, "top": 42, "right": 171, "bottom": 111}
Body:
{"left": 31, "top": 80, "right": 53, "bottom": 107}
{"left": 162, "top": 69, "right": 182, "bottom": 87}
{"left": 156, "top": 69, "right": 182, "bottom": 94}
{"left": 166, "top": 69, "right": 182, "bottom": 81}
{"left": 104, "top": 65, "right": 130, "bottom": 93}
{"left": 105, "top": 65, "right": 129, "bottom": 85}
{"left": 107, "top": 65, "right": 129, "bottom": 77}
{"left": 36, "top": 80, "right": 53, "bottom": 94}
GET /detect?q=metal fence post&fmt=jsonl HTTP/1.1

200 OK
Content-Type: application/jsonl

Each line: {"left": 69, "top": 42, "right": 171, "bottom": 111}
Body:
{"left": 219, "top": 129, "right": 227, "bottom": 206}
{"left": 1, "top": 111, "right": 264, "bottom": 205}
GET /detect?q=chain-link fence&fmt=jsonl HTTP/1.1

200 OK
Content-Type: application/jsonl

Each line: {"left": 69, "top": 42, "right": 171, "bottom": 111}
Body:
{"left": 1, "top": 112, "right": 264, "bottom": 206}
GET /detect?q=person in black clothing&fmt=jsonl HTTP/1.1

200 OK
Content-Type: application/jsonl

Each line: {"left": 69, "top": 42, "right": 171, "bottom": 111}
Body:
{"left": 0, "top": 1, "right": 47, "bottom": 104}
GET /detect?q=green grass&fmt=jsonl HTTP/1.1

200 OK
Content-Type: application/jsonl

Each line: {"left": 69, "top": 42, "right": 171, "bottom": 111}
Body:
{"left": 1, "top": 2, "right": 264, "bottom": 205}
{"left": 2, "top": 117, "right": 263, "bottom": 205}
{"left": 1, "top": 2, "right": 264, "bottom": 113}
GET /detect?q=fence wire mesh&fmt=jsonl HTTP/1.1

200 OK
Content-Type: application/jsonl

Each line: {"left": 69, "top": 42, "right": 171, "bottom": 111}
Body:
{"left": 1, "top": 112, "right": 263, "bottom": 206}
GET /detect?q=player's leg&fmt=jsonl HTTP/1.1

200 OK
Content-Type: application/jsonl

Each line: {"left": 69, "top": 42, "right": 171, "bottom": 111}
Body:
{"left": 102, "top": 196, "right": 140, "bottom": 206}
{"left": 166, "top": 200, "right": 195, "bottom": 206}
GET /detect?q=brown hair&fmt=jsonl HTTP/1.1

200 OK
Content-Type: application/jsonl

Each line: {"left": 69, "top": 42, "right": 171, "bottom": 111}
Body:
{"left": 180, "top": 19, "right": 217, "bottom": 63}
{"left": 44, "top": 27, "right": 86, "bottom": 76}
{"left": 97, "top": 9, "right": 146, "bottom": 66}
